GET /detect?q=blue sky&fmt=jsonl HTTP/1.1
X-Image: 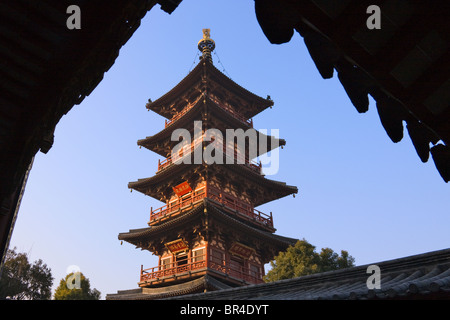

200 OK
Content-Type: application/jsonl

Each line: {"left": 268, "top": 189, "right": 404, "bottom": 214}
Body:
{"left": 9, "top": 1, "right": 449, "bottom": 299}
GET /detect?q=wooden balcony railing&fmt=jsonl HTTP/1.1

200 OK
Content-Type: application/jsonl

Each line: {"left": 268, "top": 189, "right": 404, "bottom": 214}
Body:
{"left": 140, "top": 253, "right": 264, "bottom": 285}
{"left": 140, "top": 253, "right": 207, "bottom": 283}
{"left": 157, "top": 136, "right": 203, "bottom": 172}
{"left": 206, "top": 186, "right": 273, "bottom": 227}
{"left": 209, "top": 256, "right": 264, "bottom": 285}
{"left": 164, "top": 94, "right": 253, "bottom": 129}
{"left": 149, "top": 186, "right": 206, "bottom": 222}
{"left": 149, "top": 185, "right": 273, "bottom": 229}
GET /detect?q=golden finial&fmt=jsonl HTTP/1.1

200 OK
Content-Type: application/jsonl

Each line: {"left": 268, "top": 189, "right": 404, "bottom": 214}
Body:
{"left": 202, "top": 29, "right": 211, "bottom": 39}
{"left": 198, "top": 29, "right": 215, "bottom": 63}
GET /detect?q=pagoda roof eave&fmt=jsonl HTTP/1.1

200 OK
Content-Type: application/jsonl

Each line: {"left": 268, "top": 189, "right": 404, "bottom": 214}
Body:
{"left": 137, "top": 98, "right": 204, "bottom": 155}
{"left": 146, "top": 59, "right": 274, "bottom": 119}
{"left": 128, "top": 162, "right": 298, "bottom": 192}
{"left": 203, "top": 61, "right": 275, "bottom": 118}
{"left": 138, "top": 97, "right": 285, "bottom": 156}
{"left": 128, "top": 162, "right": 298, "bottom": 205}
{"left": 128, "top": 162, "right": 194, "bottom": 194}
{"left": 106, "top": 275, "right": 231, "bottom": 300}
{"left": 146, "top": 61, "right": 204, "bottom": 118}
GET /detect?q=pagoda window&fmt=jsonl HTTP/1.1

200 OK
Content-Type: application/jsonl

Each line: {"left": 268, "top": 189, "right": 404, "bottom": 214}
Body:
{"left": 175, "top": 252, "right": 188, "bottom": 266}
{"left": 168, "top": 198, "right": 180, "bottom": 213}
{"left": 192, "top": 247, "right": 205, "bottom": 263}
{"left": 179, "top": 192, "right": 192, "bottom": 209}
{"left": 193, "top": 185, "right": 206, "bottom": 202}
{"left": 181, "top": 192, "right": 191, "bottom": 198}
{"left": 224, "top": 195, "right": 235, "bottom": 205}
{"left": 211, "top": 248, "right": 225, "bottom": 266}
{"left": 230, "top": 256, "right": 244, "bottom": 272}
{"left": 161, "top": 257, "right": 171, "bottom": 270}
{"left": 250, "top": 264, "right": 261, "bottom": 279}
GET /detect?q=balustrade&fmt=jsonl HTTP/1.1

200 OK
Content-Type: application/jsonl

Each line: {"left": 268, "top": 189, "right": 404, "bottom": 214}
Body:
{"left": 140, "top": 253, "right": 207, "bottom": 282}
{"left": 164, "top": 94, "right": 253, "bottom": 129}
{"left": 157, "top": 136, "right": 203, "bottom": 172}
{"left": 149, "top": 185, "right": 273, "bottom": 229}
{"left": 140, "top": 253, "right": 263, "bottom": 285}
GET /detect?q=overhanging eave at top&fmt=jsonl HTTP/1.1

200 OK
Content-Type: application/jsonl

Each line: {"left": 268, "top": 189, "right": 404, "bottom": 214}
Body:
{"left": 0, "top": 0, "right": 185, "bottom": 272}
{"left": 146, "top": 59, "right": 274, "bottom": 120}
{"left": 254, "top": 0, "right": 450, "bottom": 182}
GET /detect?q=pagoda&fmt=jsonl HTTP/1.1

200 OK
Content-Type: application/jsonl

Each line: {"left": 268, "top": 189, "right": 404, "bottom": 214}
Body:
{"left": 113, "top": 30, "right": 298, "bottom": 299}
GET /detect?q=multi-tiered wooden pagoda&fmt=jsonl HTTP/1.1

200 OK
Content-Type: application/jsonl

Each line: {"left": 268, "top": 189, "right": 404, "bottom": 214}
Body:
{"left": 113, "top": 30, "right": 298, "bottom": 299}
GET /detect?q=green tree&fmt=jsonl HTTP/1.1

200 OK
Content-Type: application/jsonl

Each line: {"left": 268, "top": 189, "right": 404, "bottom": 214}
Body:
{"left": 264, "top": 239, "right": 355, "bottom": 282}
{"left": 53, "top": 272, "right": 101, "bottom": 300}
{"left": 0, "top": 247, "right": 53, "bottom": 300}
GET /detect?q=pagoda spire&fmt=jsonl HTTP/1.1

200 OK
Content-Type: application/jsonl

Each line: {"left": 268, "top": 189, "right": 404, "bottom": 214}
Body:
{"left": 198, "top": 28, "right": 215, "bottom": 63}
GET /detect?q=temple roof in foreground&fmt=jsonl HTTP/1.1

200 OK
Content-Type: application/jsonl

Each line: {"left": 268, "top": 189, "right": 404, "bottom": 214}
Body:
{"left": 169, "top": 248, "right": 450, "bottom": 300}
{"left": 127, "top": 163, "right": 298, "bottom": 206}
{"left": 254, "top": 0, "right": 450, "bottom": 182}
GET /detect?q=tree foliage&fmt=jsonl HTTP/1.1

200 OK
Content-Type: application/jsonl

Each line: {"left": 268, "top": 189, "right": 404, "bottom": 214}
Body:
{"left": 264, "top": 239, "right": 355, "bottom": 282}
{"left": 0, "top": 247, "right": 53, "bottom": 300}
{"left": 53, "top": 272, "right": 101, "bottom": 300}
